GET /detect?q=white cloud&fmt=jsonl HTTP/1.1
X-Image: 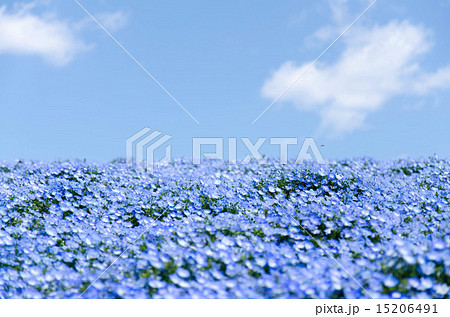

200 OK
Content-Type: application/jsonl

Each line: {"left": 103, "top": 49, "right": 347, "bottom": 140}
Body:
{"left": 261, "top": 20, "right": 450, "bottom": 136}
{"left": 0, "top": 4, "right": 89, "bottom": 66}
{"left": 0, "top": 3, "right": 128, "bottom": 66}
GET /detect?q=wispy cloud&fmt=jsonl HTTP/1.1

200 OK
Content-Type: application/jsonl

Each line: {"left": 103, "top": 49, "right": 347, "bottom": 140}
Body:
{"left": 310, "top": 0, "right": 371, "bottom": 43}
{"left": 0, "top": 3, "right": 128, "bottom": 66}
{"left": 96, "top": 11, "right": 128, "bottom": 33}
{"left": 261, "top": 19, "right": 450, "bottom": 136}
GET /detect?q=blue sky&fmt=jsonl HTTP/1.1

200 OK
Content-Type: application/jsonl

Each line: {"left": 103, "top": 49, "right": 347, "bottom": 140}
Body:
{"left": 1, "top": 0, "right": 450, "bottom": 162}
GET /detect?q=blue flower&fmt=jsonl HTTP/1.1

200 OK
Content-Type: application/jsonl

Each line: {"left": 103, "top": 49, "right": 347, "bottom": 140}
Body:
{"left": 0, "top": 157, "right": 449, "bottom": 298}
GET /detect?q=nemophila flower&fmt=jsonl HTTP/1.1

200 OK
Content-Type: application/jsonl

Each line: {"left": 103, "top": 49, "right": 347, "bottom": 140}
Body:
{"left": 383, "top": 275, "right": 398, "bottom": 288}
{"left": 434, "top": 284, "right": 450, "bottom": 296}
{"left": 0, "top": 158, "right": 449, "bottom": 298}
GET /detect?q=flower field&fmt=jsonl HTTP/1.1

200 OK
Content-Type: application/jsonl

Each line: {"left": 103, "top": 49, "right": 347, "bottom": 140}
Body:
{"left": 0, "top": 157, "right": 449, "bottom": 298}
